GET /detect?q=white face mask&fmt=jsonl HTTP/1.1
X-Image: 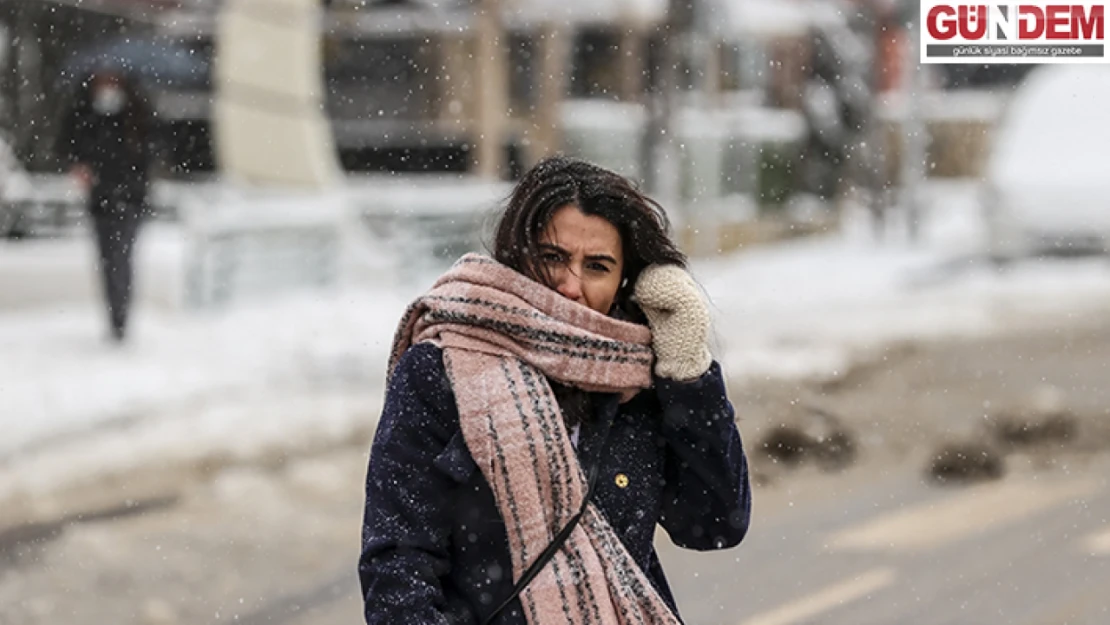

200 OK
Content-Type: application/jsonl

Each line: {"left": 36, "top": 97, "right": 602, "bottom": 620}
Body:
{"left": 92, "top": 85, "right": 127, "bottom": 115}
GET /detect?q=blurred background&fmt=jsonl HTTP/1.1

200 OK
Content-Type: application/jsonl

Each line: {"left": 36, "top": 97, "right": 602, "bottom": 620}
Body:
{"left": 1, "top": 1, "right": 1109, "bottom": 623}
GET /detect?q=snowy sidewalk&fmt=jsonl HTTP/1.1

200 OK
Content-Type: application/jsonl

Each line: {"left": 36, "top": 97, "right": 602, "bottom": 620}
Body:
{"left": 0, "top": 281, "right": 416, "bottom": 502}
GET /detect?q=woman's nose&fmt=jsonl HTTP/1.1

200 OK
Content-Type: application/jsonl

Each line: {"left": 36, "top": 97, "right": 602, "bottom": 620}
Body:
{"left": 556, "top": 268, "right": 583, "bottom": 301}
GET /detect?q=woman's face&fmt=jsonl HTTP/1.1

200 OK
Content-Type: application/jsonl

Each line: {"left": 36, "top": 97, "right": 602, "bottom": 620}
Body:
{"left": 537, "top": 204, "right": 624, "bottom": 315}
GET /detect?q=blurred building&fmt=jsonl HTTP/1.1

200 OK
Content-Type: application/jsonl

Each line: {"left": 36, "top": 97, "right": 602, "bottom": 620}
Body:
{"left": 0, "top": 0, "right": 845, "bottom": 183}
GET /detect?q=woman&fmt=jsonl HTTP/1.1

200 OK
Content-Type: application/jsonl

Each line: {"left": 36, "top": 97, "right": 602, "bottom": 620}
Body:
{"left": 56, "top": 69, "right": 156, "bottom": 342}
{"left": 360, "top": 156, "right": 751, "bottom": 625}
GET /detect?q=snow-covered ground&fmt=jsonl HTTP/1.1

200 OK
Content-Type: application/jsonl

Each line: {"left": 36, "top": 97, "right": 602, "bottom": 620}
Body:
{"left": 704, "top": 181, "right": 1110, "bottom": 381}
{"left": 4, "top": 178, "right": 1110, "bottom": 501}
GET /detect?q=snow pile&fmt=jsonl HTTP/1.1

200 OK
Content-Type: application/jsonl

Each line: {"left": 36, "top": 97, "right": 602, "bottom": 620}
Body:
{"left": 0, "top": 224, "right": 187, "bottom": 311}
{"left": 987, "top": 65, "right": 1110, "bottom": 185}
{"left": 700, "top": 181, "right": 1110, "bottom": 382}
{"left": 0, "top": 284, "right": 418, "bottom": 459}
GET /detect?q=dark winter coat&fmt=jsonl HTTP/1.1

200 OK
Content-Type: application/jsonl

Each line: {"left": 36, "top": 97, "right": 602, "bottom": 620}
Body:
{"left": 359, "top": 341, "right": 751, "bottom": 625}
{"left": 55, "top": 82, "right": 155, "bottom": 214}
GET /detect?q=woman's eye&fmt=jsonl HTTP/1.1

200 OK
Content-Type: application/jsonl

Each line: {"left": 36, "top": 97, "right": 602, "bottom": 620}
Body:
{"left": 587, "top": 262, "right": 610, "bottom": 273}
{"left": 541, "top": 252, "right": 563, "bottom": 264}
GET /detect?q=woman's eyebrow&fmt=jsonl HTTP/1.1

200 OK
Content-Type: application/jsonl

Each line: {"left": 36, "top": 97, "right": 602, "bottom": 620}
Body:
{"left": 540, "top": 244, "right": 617, "bottom": 265}
{"left": 539, "top": 243, "right": 568, "bottom": 255}
{"left": 585, "top": 254, "right": 618, "bottom": 265}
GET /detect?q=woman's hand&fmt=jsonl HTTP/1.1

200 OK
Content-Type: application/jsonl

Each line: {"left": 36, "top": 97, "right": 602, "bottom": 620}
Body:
{"left": 632, "top": 264, "right": 712, "bottom": 381}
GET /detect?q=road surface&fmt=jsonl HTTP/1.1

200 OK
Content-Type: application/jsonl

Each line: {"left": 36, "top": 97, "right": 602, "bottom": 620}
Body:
{"left": 2, "top": 319, "right": 1109, "bottom": 625}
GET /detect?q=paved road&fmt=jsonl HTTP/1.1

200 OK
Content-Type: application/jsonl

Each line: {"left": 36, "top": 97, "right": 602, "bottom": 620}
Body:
{"left": 659, "top": 454, "right": 1110, "bottom": 625}
{"left": 3, "top": 322, "right": 1110, "bottom": 624}
{"left": 4, "top": 446, "right": 1105, "bottom": 625}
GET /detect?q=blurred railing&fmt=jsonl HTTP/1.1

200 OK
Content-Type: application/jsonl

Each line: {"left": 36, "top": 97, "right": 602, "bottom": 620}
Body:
{"left": 348, "top": 174, "right": 509, "bottom": 280}
{"left": 180, "top": 189, "right": 346, "bottom": 309}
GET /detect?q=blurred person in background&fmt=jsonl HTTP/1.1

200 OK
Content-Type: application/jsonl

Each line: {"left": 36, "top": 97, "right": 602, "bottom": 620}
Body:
{"left": 56, "top": 69, "right": 155, "bottom": 343}
{"left": 360, "top": 156, "right": 752, "bottom": 625}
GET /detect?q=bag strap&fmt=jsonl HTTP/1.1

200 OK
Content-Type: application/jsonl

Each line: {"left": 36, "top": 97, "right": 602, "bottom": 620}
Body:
{"left": 480, "top": 417, "right": 613, "bottom": 625}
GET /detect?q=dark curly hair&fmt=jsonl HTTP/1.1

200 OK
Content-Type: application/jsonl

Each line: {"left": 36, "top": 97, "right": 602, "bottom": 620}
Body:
{"left": 489, "top": 155, "right": 686, "bottom": 321}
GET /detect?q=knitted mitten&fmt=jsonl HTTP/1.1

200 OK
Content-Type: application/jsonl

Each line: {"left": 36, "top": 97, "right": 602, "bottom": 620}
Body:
{"left": 632, "top": 264, "right": 712, "bottom": 381}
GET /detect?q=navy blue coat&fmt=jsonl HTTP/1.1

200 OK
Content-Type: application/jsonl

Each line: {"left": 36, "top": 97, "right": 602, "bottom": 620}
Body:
{"left": 360, "top": 342, "right": 751, "bottom": 625}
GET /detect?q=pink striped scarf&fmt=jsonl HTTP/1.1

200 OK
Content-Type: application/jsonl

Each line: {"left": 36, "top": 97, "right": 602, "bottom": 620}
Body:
{"left": 388, "top": 254, "right": 683, "bottom": 625}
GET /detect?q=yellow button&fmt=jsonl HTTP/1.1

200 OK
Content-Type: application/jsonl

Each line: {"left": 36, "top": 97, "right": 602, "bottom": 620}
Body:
{"left": 615, "top": 474, "right": 629, "bottom": 488}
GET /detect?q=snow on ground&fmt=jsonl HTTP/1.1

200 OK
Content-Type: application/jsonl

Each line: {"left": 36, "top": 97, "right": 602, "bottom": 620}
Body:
{"left": 0, "top": 275, "right": 417, "bottom": 501}
{"left": 0, "top": 217, "right": 422, "bottom": 500}
{"left": 4, "top": 178, "right": 1110, "bottom": 500}
{"left": 0, "top": 223, "right": 186, "bottom": 310}
{"left": 700, "top": 180, "right": 1110, "bottom": 381}
{"left": 0, "top": 286, "right": 412, "bottom": 456}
